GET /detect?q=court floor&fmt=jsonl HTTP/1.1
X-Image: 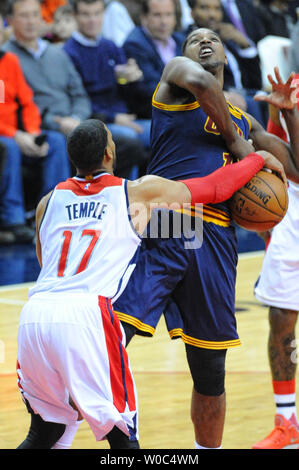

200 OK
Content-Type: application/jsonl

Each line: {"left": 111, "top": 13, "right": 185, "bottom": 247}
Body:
{"left": 0, "top": 250, "right": 298, "bottom": 449}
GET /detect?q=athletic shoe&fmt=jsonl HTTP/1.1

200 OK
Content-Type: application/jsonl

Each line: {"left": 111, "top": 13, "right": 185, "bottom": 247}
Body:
{"left": 252, "top": 414, "right": 299, "bottom": 449}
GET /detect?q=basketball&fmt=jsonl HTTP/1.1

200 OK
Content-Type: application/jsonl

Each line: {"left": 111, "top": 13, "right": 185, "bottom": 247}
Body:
{"left": 230, "top": 170, "right": 289, "bottom": 231}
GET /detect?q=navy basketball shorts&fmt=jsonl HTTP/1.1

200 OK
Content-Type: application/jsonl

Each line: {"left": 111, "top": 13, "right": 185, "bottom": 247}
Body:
{"left": 114, "top": 209, "right": 241, "bottom": 350}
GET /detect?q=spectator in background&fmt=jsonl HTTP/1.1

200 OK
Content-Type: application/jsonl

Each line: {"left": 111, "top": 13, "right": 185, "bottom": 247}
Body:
{"left": 0, "top": 14, "right": 70, "bottom": 244}
{"left": 187, "top": 0, "right": 267, "bottom": 125}
{"left": 288, "top": 0, "right": 299, "bottom": 21}
{"left": 64, "top": 0, "right": 151, "bottom": 150}
{"left": 3, "top": 0, "right": 91, "bottom": 137}
{"left": 39, "top": 0, "right": 68, "bottom": 37}
{"left": 122, "top": 0, "right": 185, "bottom": 119}
{"left": 102, "top": 0, "right": 185, "bottom": 46}
{"left": 41, "top": 0, "right": 67, "bottom": 23}
{"left": 255, "top": 0, "right": 295, "bottom": 38}
{"left": 221, "top": 0, "right": 266, "bottom": 44}
{"left": 49, "top": 4, "right": 77, "bottom": 44}
{"left": 102, "top": 0, "right": 139, "bottom": 47}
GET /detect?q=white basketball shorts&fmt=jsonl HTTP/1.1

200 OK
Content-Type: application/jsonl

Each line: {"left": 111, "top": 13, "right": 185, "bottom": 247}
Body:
{"left": 17, "top": 292, "right": 138, "bottom": 442}
{"left": 254, "top": 183, "right": 299, "bottom": 311}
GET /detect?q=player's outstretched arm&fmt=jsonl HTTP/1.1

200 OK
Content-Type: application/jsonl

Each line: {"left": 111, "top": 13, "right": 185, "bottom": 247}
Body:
{"left": 248, "top": 113, "right": 299, "bottom": 184}
{"left": 252, "top": 67, "right": 299, "bottom": 183}
{"left": 127, "top": 152, "right": 269, "bottom": 235}
{"left": 161, "top": 56, "right": 254, "bottom": 160}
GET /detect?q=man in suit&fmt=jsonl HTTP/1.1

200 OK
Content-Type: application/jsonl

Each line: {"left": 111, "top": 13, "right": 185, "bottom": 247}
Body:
{"left": 221, "top": 0, "right": 266, "bottom": 44}
{"left": 123, "top": 0, "right": 185, "bottom": 118}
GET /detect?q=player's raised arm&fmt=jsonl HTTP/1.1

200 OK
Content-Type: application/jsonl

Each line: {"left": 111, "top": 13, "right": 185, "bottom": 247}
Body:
{"left": 161, "top": 56, "right": 251, "bottom": 154}
{"left": 252, "top": 67, "right": 299, "bottom": 184}
{"left": 127, "top": 152, "right": 276, "bottom": 235}
{"left": 159, "top": 30, "right": 255, "bottom": 160}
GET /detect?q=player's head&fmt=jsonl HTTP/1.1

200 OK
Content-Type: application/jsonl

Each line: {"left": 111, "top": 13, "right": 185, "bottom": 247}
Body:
{"left": 182, "top": 28, "right": 227, "bottom": 74}
{"left": 67, "top": 119, "right": 116, "bottom": 174}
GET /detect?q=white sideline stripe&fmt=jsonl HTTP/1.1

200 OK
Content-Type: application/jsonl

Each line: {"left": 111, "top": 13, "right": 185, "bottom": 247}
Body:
{"left": 0, "top": 298, "right": 26, "bottom": 305}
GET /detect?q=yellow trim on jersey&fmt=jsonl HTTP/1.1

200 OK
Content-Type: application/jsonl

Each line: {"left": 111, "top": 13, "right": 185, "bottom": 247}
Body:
{"left": 227, "top": 103, "right": 252, "bottom": 132}
{"left": 115, "top": 310, "right": 155, "bottom": 336}
{"left": 175, "top": 204, "right": 231, "bottom": 227}
{"left": 169, "top": 328, "right": 241, "bottom": 349}
{"left": 152, "top": 82, "right": 200, "bottom": 112}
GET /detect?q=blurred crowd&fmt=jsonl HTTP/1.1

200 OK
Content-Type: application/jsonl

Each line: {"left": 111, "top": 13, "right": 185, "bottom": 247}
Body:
{"left": 0, "top": 0, "right": 298, "bottom": 243}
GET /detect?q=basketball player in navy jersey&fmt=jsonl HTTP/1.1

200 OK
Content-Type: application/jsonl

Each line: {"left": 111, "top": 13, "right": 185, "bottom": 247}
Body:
{"left": 113, "top": 29, "right": 299, "bottom": 449}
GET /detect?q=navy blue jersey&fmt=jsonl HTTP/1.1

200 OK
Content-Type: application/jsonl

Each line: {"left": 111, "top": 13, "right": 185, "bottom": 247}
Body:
{"left": 148, "top": 84, "right": 252, "bottom": 216}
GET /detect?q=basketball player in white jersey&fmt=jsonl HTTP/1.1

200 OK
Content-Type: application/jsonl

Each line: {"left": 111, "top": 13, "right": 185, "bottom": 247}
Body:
{"left": 16, "top": 119, "right": 283, "bottom": 449}
{"left": 253, "top": 72, "right": 299, "bottom": 449}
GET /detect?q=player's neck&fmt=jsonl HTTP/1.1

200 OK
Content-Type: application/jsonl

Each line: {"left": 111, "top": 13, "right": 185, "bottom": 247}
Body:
{"left": 76, "top": 167, "right": 113, "bottom": 179}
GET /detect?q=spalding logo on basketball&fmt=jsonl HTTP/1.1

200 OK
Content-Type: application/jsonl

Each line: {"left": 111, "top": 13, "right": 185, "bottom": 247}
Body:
{"left": 230, "top": 170, "right": 289, "bottom": 231}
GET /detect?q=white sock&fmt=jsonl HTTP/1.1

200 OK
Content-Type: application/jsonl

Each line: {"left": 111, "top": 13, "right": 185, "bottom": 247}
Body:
{"left": 51, "top": 420, "right": 83, "bottom": 449}
{"left": 195, "top": 441, "right": 222, "bottom": 449}
{"left": 274, "top": 393, "right": 298, "bottom": 421}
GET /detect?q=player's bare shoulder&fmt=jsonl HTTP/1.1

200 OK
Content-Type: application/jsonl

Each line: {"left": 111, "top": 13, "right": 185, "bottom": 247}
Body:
{"left": 155, "top": 57, "right": 197, "bottom": 105}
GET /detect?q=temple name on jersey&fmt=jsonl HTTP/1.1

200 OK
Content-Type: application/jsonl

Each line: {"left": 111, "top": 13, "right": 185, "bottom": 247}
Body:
{"left": 65, "top": 201, "right": 108, "bottom": 221}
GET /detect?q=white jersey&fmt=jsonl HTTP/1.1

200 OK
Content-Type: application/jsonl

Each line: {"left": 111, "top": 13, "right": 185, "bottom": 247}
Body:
{"left": 254, "top": 180, "right": 299, "bottom": 310}
{"left": 29, "top": 173, "right": 141, "bottom": 300}
{"left": 18, "top": 173, "right": 140, "bottom": 441}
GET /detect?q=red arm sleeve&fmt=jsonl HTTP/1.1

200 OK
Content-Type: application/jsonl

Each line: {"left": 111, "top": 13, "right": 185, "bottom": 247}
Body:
{"left": 180, "top": 153, "right": 265, "bottom": 205}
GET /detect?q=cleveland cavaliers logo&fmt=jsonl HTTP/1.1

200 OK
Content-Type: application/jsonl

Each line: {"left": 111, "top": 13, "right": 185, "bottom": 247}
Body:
{"left": 204, "top": 117, "right": 244, "bottom": 137}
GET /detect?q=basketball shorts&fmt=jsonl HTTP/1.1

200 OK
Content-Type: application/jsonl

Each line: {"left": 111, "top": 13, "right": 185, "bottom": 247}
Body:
{"left": 114, "top": 209, "right": 241, "bottom": 350}
{"left": 255, "top": 184, "right": 299, "bottom": 311}
{"left": 17, "top": 292, "right": 138, "bottom": 442}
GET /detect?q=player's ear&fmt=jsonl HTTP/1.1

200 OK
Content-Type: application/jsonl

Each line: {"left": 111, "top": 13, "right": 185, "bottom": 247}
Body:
{"left": 103, "top": 146, "right": 113, "bottom": 163}
{"left": 103, "top": 146, "right": 114, "bottom": 172}
{"left": 225, "top": 55, "right": 228, "bottom": 65}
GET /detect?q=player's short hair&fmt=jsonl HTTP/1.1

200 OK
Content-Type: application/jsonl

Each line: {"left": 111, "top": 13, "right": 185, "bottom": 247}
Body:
{"left": 72, "top": 0, "right": 104, "bottom": 13}
{"left": 67, "top": 119, "right": 108, "bottom": 171}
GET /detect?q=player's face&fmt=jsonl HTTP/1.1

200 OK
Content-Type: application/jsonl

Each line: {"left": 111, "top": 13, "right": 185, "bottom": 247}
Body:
{"left": 76, "top": 0, "right": 104, "bottom": 40}
{"left": 191, "top": 0, "right": 222, "bottom": 31}
{"left": 184, "top": 28, "right": 226, "bottom": 71}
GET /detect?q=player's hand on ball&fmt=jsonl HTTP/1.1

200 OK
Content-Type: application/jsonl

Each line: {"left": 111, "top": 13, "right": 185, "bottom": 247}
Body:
{"left": 255, "top": 150, "right": 288, "bottom": 188}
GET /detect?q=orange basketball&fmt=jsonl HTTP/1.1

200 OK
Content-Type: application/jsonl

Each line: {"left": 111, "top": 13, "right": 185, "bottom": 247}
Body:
{"left": 230, "top": 170, "right": 289, "bottom": 231}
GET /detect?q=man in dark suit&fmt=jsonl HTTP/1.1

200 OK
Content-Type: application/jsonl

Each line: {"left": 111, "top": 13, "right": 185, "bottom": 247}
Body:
{"left": 221, "top": 0, "right": 266, "bottom": 44}
{"left": 123, "top": 0, "right": 185, "bottom": 118}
